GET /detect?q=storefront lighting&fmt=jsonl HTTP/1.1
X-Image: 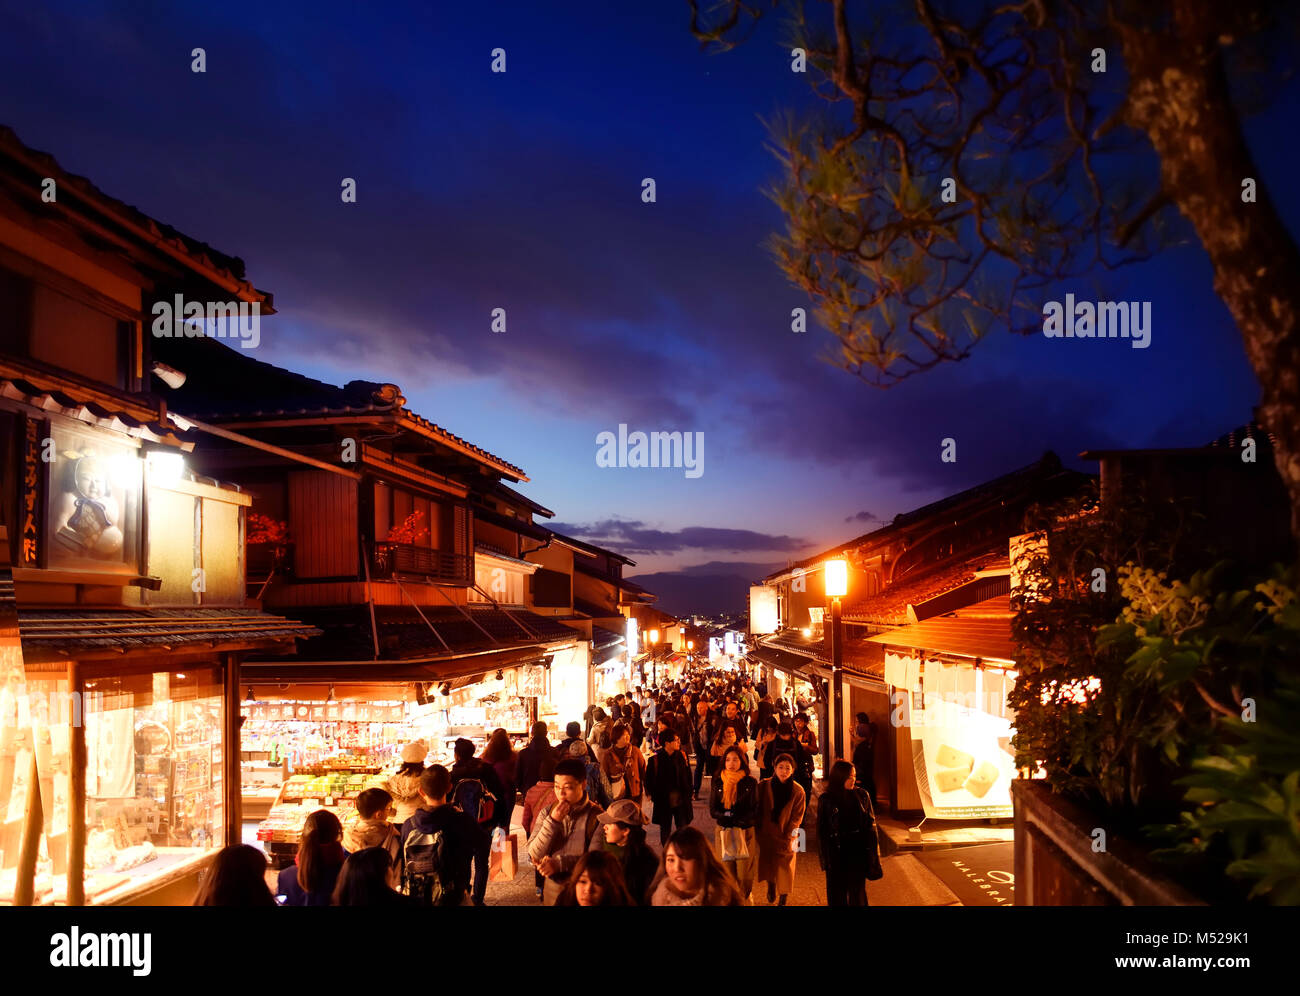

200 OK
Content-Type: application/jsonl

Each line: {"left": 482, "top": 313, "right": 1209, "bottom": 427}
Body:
{"left": 801, "top": 627, "right": 811, "bottom": 638}
{"left": 146, "top": 449, "right": 185, "bottom": 486}
{"left": 649, "top": 629, "right": 659, "bottom": 644}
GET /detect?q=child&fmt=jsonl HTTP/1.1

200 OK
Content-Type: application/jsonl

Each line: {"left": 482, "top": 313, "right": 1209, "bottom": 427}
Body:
{"left": 344, "top": 788, "right": 401, "bottom": 875}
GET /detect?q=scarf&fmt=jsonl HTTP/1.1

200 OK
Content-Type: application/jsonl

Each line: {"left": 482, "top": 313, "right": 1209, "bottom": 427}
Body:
{"left": 719, "top": 769, "right": 744, "bottom": 809}
{"left": 770, "top": 776, "right": 795, "bottom": 823}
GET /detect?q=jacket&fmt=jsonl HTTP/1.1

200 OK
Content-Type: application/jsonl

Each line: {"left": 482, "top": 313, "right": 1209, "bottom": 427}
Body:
{"left": 343, "top": 817, "right": 400, "bottom": 866}
{"left": 515, "top": 737, "right": 554, "bottom": 796}
{"left": 276, "top": 848, "right": 344, "bottom": 907}
{"left": 756, "top": 777, "right": 807, "bottom": 889}
{"left": 644, "top": 748, "right": 693, "bottom": 826}
{"left": 708, "top": 772, "right": 759, "bottom": 829}
{"left": 688, "top": 710, "right": 717, "bottom": 754}
{"left": 526, "top": 795, "right": 605, "bottom": 884}
{"left": 765, "top": 734, "right": 808, "bottom": 780}
{"left": 398, "top": 804, "right": 478, "bottom": 904}
{"left": 385, "top": 770, "right": 425, "bottom": 826}
{"left": 522, "top": 781, "right": 555, "bottom": 836}
{"left": 600, "top": 743, "right": 646, "bottom": 802}
{"left": 817, "top": 786, "right": 881, "bottom": 876}
{"left": 602, "top": 839, "right": 659, "bottom": 906}
{"left": 450, "top": 756, "right": 510, "bottom": 832}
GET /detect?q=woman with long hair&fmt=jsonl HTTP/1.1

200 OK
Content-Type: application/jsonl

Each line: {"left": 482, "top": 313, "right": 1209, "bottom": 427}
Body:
{"left": 332, "top": 846, "right": 412, "bottom": 906}
{"left": 755, "top": 753, "right": 806, "bottom": 907}
{"left": 552, "top": 850, "right": 633, "bottom": 907}
{"left": 649, "top": 826, "right": 744, "bottom": 906}
{"left": 708, "top": 745, "right": 759, "bottom": 903}
{"left": 481, "top": 727, "right": 518, "bottom": 809}
{"left": 599, "top": 721, "right": 646, "bottom": 807}
{"left": 386, "top": 740, "right": 428, "bottom": 826}
{"left": 277, "top": 809, "right": 346, "bottom": 906}
{"left": 192, "top": 844, "right": 276, "bottom": 906}
{"left": 817, "top": 759, "right": 882, "bottom": 906}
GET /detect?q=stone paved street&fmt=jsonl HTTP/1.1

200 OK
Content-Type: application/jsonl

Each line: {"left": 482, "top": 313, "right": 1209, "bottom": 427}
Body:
{"left": 486, "top": 756, "right": 962, "bottom": 906}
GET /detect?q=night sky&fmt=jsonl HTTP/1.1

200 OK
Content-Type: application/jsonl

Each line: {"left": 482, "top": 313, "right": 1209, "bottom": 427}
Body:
{"left": 4, "top": 1, "right": 1295, "bottom": 578}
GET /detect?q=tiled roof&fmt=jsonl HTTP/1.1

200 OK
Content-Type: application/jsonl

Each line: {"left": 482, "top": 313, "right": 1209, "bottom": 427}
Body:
{"left": 573, "top": 597, "right": 621, "bottom": 620}
{"left": 592, "top": 625, "right": 625, "bottom": 651}
{"left": 0, "top": 376, "right": 194, "bottom": 449}
{"left": 265, "top": 604, "right": 580, "bottom": 663}
{"left": 842, "top": 546, "right": 1008, "bottom": 626}
{"left": 18, "top": 608, "right": 319, "bottom": 662}
{"left": 0, "top": 126, "right": 270, "bottom": 307}
{"left": 152, "top": 334, "right": 526, "bottom": 479}
{"left": 865, "top": 614, "right": 1015, "bottom": 664}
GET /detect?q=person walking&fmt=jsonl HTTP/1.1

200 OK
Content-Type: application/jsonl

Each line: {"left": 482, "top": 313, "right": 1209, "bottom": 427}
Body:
{"left": 399, "top": 765, "right": 478, "bottom": 907}
{"left": 595, "top": 798, "right": 660, "bottom": 905}
{"left": 558, "top": 721, "right": 597, "bottom": 763}
{"left": 768, "top": 721, "right": 811, "bottom": 804}
{"left": 522, "top": 752, "right": 559, "bottom": 900}
{"left": 793, "top": 712, "right": 820, "bottom": 783}
{"left": 644, "top": 730, "right": 693, "bottom": 846}
{"left": 688, "top": 697, "right": 717, "bottom": 801}
{"left": 552, "top": 850, "right": 633, "bottom": 907}
{"left": 817, "top": 760, "right": 883, "bottom": 907}
{"left": 482, "top": 727, "right": 519, "bottom": 816}
{"left": 755, "top": 754, "right": 806, "bottom": 906}
{"left": 599, "top": 722, "right": 646, "bottom": 809}
{"left": 332, "top": 847, "right": 413, "bottom": 906}
{"left": 526, "top": 757, "right": 606, "bottom": 905}
{"left": 648, "top": 826, "right": 745, "bottom": 906}
{"left": 851, "top": 714, "right": 879, "bottom": 805}
{"left": 342, "top": 787, "right": 401, "bottom": 868}
{"left": 515, "top": 720, "right": 554, "bottom": 800}
{"left": 624, "top": 703, "right": 646, "bottom": 750}
{"left": 708, "top": 745, "right": 759, "bottom": 903}
{"left": 277, "top": 809, "right": 346, "bottom": 906}
{"left": 386, "top": 740, "right": 428, "bottom": 827}
{"left": 449, "top": 737, "right": 509, "bottom": 907}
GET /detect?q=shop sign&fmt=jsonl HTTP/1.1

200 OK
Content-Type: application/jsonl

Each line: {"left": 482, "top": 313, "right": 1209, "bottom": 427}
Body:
{"left": 518, "top": 665, "right": 547, "bottom": 697}
{"left": 46, "top": 422, "right": 142, "bottom": 572}
{"left": 20, "top": 417, "right": 44, "bottom": 566}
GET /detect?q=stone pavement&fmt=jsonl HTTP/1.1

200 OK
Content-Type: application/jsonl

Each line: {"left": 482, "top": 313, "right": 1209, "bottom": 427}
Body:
{"left": 485, "top": 759, "right": 963, "bottom": 907}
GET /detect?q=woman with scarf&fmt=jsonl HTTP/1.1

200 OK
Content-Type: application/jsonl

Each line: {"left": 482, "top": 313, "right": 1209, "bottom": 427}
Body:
{"left": 708, "top": 745, "right": 759, "bottom": 903}
{"left": 648, "top": 826, "right": 745, "bottom": 906}
{"left": 755, "top": 753, "right": 806, "bottom": 906}
{"left": 277, "top": 809, "right": 346, "bottom": 906}
{"left": 599, "top": 721, "right": 646, "bottom": 809}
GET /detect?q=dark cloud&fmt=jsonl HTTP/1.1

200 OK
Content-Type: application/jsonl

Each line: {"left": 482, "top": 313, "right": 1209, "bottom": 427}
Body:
{"left": 552, "top": 520, "right": 808, "bottom": 557}
{"left": 845, "top": 509, "right": 884, "bottom": 525}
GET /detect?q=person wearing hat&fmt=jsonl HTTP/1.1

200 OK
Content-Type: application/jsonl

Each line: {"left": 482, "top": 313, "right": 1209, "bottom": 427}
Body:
{"left": 596, "top": 798, "right": 659, "bottom": 905}
{"left": 755, "top": 752, "right": 806, "bottom": 906}
{"left": 387, "top": 740, "right": 429, "bottom": 826}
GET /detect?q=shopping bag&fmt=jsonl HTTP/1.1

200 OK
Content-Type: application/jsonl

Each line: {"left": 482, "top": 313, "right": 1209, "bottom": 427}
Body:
{"left": 488, "top": 829, "right": 518, "bottom": 882}
{"left": 716, "top": 827, "right": 750, "bottom": 862}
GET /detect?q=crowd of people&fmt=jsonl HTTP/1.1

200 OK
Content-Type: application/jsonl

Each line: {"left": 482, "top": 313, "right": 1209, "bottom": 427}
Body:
{"left": 193, "top": 667, "right": 887, "bottom": 908}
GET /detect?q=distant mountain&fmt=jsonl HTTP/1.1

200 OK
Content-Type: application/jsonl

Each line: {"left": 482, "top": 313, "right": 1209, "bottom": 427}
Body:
{"left": 627, "top": 562, "right": 786, "bottom": 618}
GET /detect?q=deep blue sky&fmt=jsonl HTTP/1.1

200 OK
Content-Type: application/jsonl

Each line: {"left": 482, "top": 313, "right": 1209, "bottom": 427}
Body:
{"left": 3, "top": 1, "right": 1293, "bottom": 576}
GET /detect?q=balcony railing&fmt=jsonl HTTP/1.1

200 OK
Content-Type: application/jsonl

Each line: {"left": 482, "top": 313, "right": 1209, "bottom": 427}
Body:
{"left": 371, "top": 543, "right": 471, "bottom": 585}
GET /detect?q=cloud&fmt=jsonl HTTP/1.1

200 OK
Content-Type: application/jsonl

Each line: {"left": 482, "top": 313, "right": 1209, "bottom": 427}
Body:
{"left": 552, "top": 520, "right": 808, "bottom": 557}
{"left": 845, "top": 509, "right": 885, "bottom": 525}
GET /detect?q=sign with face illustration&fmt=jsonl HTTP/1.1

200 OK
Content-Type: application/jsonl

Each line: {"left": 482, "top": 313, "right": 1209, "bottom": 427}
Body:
{"left": 46, "top": 423, "right": 141, "bottom": 572}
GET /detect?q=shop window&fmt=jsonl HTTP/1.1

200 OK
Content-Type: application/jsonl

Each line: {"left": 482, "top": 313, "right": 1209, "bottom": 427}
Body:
{"left": 20, "top": 667, "right": 224, "bottom": 905}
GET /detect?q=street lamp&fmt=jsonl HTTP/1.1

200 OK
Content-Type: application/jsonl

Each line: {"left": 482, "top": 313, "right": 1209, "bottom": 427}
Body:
{"left": 825, "top": 559, "right": 848, "bottom": 762}
{"left": 648, "top": 629, "right": 659, "bottom": 686}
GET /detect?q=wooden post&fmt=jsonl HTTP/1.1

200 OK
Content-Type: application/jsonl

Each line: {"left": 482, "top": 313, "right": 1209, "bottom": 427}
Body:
{"left": 224, "top": 652, "right": 241, "bottom": 845}
{"left": 67, "top": 659, "right": 85, "bottom": 907}
{"left": 13, "top": 751, "right": 42, "bottom": 906}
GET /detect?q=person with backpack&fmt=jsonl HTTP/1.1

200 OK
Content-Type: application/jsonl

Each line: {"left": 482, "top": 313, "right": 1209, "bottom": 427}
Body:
{"left": 515, "top": 721, "right": 554, "bottom": 800}
{"left": 399, "top": 765, "right": 477, "bottom": 907}
{"left": 589, "top": 708, "right": 613, "bottom": 763}
{"left": 526, "top": 757, "right": 605, "bottom": 905}
{"left": 645, "top": 729, "right": 694, "bottom": 846}
{"left": 450, "top": 737, "right": 508, "bottom": 907}
{"left": 559, "top": 721, "right": 597, "bottom": 763}
{"left": 343, "top": 787, "right": 401, "bottom": 869}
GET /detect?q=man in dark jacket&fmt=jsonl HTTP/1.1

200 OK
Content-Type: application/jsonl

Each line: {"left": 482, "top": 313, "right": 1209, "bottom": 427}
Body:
{"left": 515, "top": 721, "right": 554, "bottom": 799}
{"left": 559, "top": 721, "right": 597, "bottom": 763}
{"left": 851, "top": 714, "right": 878, "bottom": 805}
{"left": 399, "top": 765, "right": 477, "bottom": 906}
{"left": 624, "top": 703, "right": 646, "bottom": 749}
{"left": 449, "top": 738, "right": 509, "bottom": 906}
{"left": 644, "top": 730, "right": 694, "bottom": 846}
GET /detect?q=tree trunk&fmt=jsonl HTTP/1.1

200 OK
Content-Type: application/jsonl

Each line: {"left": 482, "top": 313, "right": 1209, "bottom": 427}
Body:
{"left": 1121, "top": 3, "right": 1300, "bottom": 541}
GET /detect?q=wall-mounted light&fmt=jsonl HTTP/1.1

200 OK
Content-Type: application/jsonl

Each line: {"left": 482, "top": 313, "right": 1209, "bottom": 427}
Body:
{"left": 246, "top": 687, "right": 255, "bottom": 702}
{"left": 150, "top": 360, "right": 187, "bottom": 389}
{"left": 648, "top": 629, "right": 659, "bottom": 644}
{"left": 495, "top": 670, "right": 504, "bottom": 682}
{"left": 440, "top": 682, "right": 451, "bottom": 696}
{"left": 146, "top": 450, "right": 186, "bottom": 486}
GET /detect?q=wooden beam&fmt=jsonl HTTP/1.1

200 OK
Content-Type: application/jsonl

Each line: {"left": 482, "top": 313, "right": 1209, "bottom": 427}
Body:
{"left": 67, "top": 658, "right": 85, "bottom": 907}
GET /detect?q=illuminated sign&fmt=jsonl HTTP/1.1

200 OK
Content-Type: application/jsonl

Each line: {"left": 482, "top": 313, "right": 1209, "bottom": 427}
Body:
{"left": 749, "top": 586, "right": 778, "bottom": 635}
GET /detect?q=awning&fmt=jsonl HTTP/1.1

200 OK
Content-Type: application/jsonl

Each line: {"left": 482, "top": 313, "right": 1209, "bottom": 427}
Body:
{"left": 242, "top": 644, "right": 552, "bottom": 684}
{"left": 865, "top": 614, "right": 1015, "bottom": 665}
{"left": 17, "top": 608, "right": 319, "bottom": 664}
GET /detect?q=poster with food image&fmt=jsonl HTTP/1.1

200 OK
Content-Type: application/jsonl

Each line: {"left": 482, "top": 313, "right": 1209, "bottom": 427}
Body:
{"left": 911, "top": 695, "right": 1016, "bottom": 819}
